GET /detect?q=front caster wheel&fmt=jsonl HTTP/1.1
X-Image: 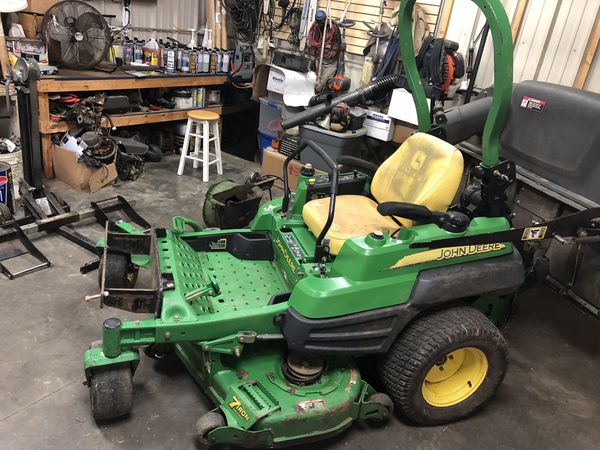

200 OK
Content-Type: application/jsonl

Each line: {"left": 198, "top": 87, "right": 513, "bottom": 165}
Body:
{"left": 366, "top": 392, "right": 394, "bottom": 422}
{"left": 144, "top": 344, "right": 172, "bottom": 359}
{"left": 89, "top": 363, "right": 134, "bottom": 421}
{"left": 196, "top": 412, "right": 226, "bottom": 446}
{"left": 98, "top": 252, "right": 139, "bottom": 289}
{"left": 379, "top": 306, "right": 508, "bottom": 425}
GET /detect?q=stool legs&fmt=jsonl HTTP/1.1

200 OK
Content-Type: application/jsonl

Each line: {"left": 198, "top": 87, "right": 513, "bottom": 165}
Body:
{"left": 177, "top": 118, "right": 193, "bottom": 176}
{"left": 178, "top": 117, "right": 222, "bottom": 181}
{"left": 212, "top": 121, "right": 223, "bottom": 175}
{"left": 192, "top": 121, "right": 202, "bottom": 169}
{"left": 202, "top": 120, "right": 210, "bottom": 182}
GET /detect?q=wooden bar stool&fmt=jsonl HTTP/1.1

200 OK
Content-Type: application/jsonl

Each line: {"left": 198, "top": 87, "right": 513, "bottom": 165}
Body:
{"left": 177, "top": 110, "right": 223, "bottom": 182}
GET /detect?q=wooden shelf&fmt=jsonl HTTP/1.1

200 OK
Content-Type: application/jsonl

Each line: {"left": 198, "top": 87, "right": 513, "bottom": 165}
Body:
{"left": 36, "top": 69, "right": 236, "bottom": 178}
{"left": 37, "top": 70, "right": 228, "bottom": 93}
{"left": 40, "top": 103, "right": 254, "bottom": 133}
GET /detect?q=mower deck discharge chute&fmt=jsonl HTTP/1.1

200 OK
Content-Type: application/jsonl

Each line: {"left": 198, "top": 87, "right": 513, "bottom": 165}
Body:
{"left": 83, "top": 0, "right": 600, "bottom": 447}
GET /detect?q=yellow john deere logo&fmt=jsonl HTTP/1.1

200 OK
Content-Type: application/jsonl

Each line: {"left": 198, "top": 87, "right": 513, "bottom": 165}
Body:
{"left": 389, "top": 243, "right": 506, "bottom": 269}
{"left": 275, "top": 238, "right": 296, "bottom": 272}
{"left": 229, "top": 396, "right": 250, "bottom": 421}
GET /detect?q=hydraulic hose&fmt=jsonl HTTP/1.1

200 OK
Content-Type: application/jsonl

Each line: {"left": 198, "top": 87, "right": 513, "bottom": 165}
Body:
{"left": 281, "top": 73, "right": 400, "bottom": 130}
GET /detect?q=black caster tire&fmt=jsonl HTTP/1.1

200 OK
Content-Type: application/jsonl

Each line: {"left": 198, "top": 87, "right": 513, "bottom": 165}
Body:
{"left": 144, "top": 344, "right": 172, "bottom": 359}
{"left": 145, "top": 145, "right": 163, "bottom": 162}
{"left": 379, "top": 306, "right": 508, "bottom": 425}
{"left": 98, "top": 252, "right": 139, "bottom": 289}
{"left": 0, "top": 203, "right": 12, "bottom": 224}
{"left": 196, "top": 412, "right": 226, "bottom": 446}
{"left": 366, "top": 392, "right": 394, "bottom": 422}
{"left": 89, "top": 363, "right": 134, "bottom": 421}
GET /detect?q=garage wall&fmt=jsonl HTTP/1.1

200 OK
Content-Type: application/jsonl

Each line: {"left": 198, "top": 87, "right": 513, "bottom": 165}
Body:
{"left": 86, "top": 0, "right": 203, "bottom": 43}
{"left": 271, "top": 0, "right": 440, "bottom": 56}
{"left": 444, "top": 0, "right": 600, "bottom": 93}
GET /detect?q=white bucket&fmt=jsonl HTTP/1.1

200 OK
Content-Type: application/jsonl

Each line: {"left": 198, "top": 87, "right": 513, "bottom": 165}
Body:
{"left": 0, "top": 151, "right": 23, "bottom": 199}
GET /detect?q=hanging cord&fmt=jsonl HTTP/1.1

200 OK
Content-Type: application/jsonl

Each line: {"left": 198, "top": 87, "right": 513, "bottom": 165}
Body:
{"left": 306, "top": 19, "right": 341, "bottom": 69}
{"left": 223, "top": 0, "right": 261, "bottom": 43}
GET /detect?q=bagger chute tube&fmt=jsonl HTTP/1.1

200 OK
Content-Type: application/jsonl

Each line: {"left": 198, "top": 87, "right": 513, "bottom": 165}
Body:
{"left": 83, "top": 0, "right": 600, "bottom": 447}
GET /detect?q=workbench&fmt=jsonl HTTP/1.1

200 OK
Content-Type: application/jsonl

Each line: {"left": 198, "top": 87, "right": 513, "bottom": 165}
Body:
{"left": 37, "top": 69, "right": 246, "bottom": 178}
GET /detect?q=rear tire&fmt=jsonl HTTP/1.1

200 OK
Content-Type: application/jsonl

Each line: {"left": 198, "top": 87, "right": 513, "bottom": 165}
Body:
{"left": 379, "top": 306, "right": 508, "bottom": 425}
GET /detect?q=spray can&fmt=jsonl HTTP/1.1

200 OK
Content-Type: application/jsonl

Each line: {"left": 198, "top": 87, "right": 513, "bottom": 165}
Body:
{"left": 197, "top": 88, "right": 205, "bottom": 108}
{"left": 0, "top": 161, "right": 15, "bottom": 214}
{"left": 182, "top": 49, "right": 191, "bottom": 73}
{"left": 189, "top": 50, "right": 196, "bottom": 73}
{"left": 176, "top": 46, "right": 183, "bottom": 71}
{"left": 166, "top": 46, "right": 176, "bottom": 73}
{"left": 196, "top": 49, "right": 202, "bottom": 73}
{"left": 201, "top": 49, "right": 210, "bottom": 73}
{"left": 209, "top": 50, "right": 216, "bottom": 73}
{"left": 221, "top": 50, "right": 230, "bottom": 73}
{"left": 134, "top": 39, "right": 144, "bottom": 64}
{"left": 158, "top": 39, "right": 164, "bottom": 68}
{"left": 112, "top": 38, "right": 124, "bottom": 64}
{"left": 123, "top": 40, "right": 133, "bottom": 65}
{"left": 216, "top": 50, "right": 222, "bottom": 73}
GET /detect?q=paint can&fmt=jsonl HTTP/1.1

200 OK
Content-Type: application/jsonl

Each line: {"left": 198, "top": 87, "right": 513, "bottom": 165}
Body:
{"left": 0, "top": 161, "right": 15, "bottom": 214}
{"left": 181, "top": 50, "right": 190, "bottom": 73}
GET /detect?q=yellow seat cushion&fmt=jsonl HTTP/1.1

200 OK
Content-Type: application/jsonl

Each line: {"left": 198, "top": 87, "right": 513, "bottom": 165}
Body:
{"left": 370, "top": 133, "right": 464, "bottom": 227}
{"left": 303, "top": 195, "right": 398, "bottom": 255}
{"left": 301, "top": 133, "right": 464, "bottom": 255}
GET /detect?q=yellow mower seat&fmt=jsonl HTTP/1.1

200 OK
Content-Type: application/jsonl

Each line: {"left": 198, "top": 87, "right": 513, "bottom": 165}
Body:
{"left": 302, "top": 133, "right": 464, "bottom": 255}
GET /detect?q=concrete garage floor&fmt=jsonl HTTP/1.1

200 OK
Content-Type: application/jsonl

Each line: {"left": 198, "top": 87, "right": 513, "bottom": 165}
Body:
{"left": 1, "top": 153, "right": 599, "bottom": 449}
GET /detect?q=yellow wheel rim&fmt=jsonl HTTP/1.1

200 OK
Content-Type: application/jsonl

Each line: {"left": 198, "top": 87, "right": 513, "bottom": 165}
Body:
{"left": 422, "top": 347, "right": 488, "bottom": 407}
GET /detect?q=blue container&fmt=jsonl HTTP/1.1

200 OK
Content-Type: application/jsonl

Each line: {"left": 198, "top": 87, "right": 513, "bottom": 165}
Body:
{"left": 258, "top": 129, "right": 276, "bottom": 162}
{"left": 0, "top": 161, "right": 14, "bottom": 214}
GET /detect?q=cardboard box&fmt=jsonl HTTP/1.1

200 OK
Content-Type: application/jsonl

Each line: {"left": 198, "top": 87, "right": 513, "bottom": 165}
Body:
{"left": 53, "top": 145, "right": 117, "bottom": 192}
{"left": 17, "top": 14, "right": 44, "bottom": 39}
{"left": 10, "top": 38, "right": 48, "bottom": 63}
{"left": 365, "top": 111, "right": 395, "bottom": 142}
{"left": 392, "top": 119, "right": 418, "bottom": 144}
{"left": 22, "top": 0, "right": 57, "bottom": 14}
{"left": 261, "top": 147, "right": 304, "bottom": 189}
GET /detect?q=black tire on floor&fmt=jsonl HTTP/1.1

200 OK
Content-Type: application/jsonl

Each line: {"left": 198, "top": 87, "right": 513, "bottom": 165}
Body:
{"left": 366, "top": 392, "right": 394, "bottom": 422}
{"left": 89, "top": 363, "right": 134, "bottom": 421}
{"left": 98, "top": 252, "right": 139, "bottom": 289}
{"left": 379, "top": 306, "right": 508, "bottom": 425}
{"left": 196, "top": 412, "right": 226, "bottom": 446}
{"left": 144, "top": 343, "right": 173, "bottom": 359}
{"left": 0, "top": 203, "right": 12, "bottom": 224}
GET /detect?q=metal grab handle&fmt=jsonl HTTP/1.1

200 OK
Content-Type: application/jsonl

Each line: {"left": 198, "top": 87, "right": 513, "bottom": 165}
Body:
{"left": 281, "top": 139, "right": 339, "bottom": 253}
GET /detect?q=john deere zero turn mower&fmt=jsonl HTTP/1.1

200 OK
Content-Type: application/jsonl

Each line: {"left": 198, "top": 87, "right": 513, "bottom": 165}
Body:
{"left": 83, "top": 0, "right": 600, "bottom": 447}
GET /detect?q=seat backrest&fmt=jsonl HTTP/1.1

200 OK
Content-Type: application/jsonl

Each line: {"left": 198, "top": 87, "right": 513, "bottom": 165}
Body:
{"left": 371, "top": 132, "right": 464, "bottom": 227}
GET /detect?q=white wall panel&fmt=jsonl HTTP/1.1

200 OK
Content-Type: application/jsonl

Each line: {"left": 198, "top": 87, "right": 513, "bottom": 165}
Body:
{"left": 87, "top": 0, "right": 201, "bottom": 42}
{"left": 474, "top": 0, "right": 519, "bottom": 88}
{"left": 445, "top": 0, "right": 600, "bottom": 92}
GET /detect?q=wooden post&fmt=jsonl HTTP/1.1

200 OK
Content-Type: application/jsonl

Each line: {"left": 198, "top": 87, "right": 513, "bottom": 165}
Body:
{"left": 437, "top": 0, "right": 455, "bottom": 39}
{"left": 206, "top": 0, "right": 215, "bottom": 48}
{"left": 574, "top": 6, "right": 600, "bottom": 89}
{"left": 511, "top": 0, "right": 529, "bottom": 43}
{"left": 0, "top": 20, "right": 12, "bottom": 80}
{"left": 221, "top": 2, "right": 228, "bottom": 49}
{"left": 41, "top": 134, "right": 53, "bottom": 179}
